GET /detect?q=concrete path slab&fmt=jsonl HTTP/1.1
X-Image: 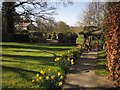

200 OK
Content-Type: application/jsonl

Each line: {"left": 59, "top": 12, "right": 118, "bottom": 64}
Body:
{"left": 62, "top": 49, "right": 115, "bottom": 89}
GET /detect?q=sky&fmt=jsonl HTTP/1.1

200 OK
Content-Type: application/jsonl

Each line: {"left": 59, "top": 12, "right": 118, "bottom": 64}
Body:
{"left": 14, "top": 2, "right": 89, "bottom": 27}
{"left": 0, "top": 1, "right": 89, "bottom": 27}
{"left": 55, "top": 2, "right": 89, "bottom": 26}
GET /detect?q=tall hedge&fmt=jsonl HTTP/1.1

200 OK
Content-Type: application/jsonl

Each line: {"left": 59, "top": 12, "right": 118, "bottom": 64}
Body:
{"left": 106, "top": 2, "right": 120, "bottom": 86}
{"left": 58, "top": 32, "right": 78, "bottom": 45}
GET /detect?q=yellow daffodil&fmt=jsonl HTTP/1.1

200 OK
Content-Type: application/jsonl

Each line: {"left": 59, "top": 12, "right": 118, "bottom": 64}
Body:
{"left": 71, "top": 59, "right": 74, "bottom": 65}
{"left": 71, "top": 48, "right": 74, "bottom": 52}
{"left": 32, "top": 79, "right": 35, "bottom": 82}
{"left": 68, "top": 50, "right": 70, "bottom": 53}
{"left": 36, "top": 73, "right": 39, "bottom": 78}
{"left": 46, "top": 76, "right": 49, "bottom": 80}
{"left": 67, "top": 57, "right": 70, "bottom": 61}
{"left": 39, "top": 76, "right": 43, "bottom": 80}
{"left": 40, "top": 70, "right": 45, "bottom": 75}
{"left": 60, "top": 75, "right": 64, "bottom": 79}
{"left": 71, "top": 59, "right": 74, "bottom": 62}
{"left": 57, "top": 72, "right": 61, "bottom": 76}
{"left": 48, "top": 68, "right": 51, "bottom": 71}
{"left": 60, "top": 52, "right": 64, "bottom": 56}
{"left": 55, "top": 57, "right": 60, "bottom": 61}
{"left": 58, "top": 81, "right": 63, "bottom": 86}
{"left": 36, "top": 78, "right": 40, "bottom": 82}
{"left": 71, "top": 61, "right": 74, "bottom": 65}
{"left": 51, "top": 76, "right": 55, "bottom": 80}
{"left": 71, "top": 62, "right": 74, "bottom": 65}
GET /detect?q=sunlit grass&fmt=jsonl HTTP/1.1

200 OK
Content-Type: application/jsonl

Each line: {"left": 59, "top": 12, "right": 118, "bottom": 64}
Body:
{"left": 76, "top": 35, "right": 83, "bottom": 44}
{"left": 1, "top": 42, "right": 75, "bottom": 88}
{"left": 96, "top": 50, "right": 109, "bottom": 76}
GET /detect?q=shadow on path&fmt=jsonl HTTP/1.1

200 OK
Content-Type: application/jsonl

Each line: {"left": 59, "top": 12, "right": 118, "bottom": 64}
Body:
{"left": 62, "top": 49, "right": 115, "bottom": 89}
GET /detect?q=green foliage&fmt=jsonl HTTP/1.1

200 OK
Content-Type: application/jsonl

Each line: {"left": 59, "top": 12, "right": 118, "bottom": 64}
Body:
{"left": 76, "top": 35, "right": 84, "bottom": 44}
{"left": 2, "top": 2, "right": 15, "bottom": 33}
{"left": 58, "top": 33, "right": 66, "bottom": 43}
{"left": 58, "top": 32, "right": 78, "bottom": 45}
{"left": 47, "top": 33, "right": 52, "bottom": 39}
{"left": 2, "top": 30, "right": 14, "bottom": 42}
{"left": 12, "top": 34, "right": 31, "bottom": 42}
{"left": 30, "top": 32, "right": 47, "bottom": 42}
{"left": 52, "top": 32, "right": 57, "bottom": 40}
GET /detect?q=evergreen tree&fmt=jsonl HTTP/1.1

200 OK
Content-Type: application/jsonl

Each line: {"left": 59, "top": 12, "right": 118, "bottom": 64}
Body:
{"left": 2, "top": 2, "right": 15, "bottom": 33}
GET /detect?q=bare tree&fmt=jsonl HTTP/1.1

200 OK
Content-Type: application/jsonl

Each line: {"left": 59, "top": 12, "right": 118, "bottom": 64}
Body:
{"left": 55, "top": 21, "right": 70, "bottom": 33}
{"left": 80, "top": 1, "right": 106, "bottom": 28}
{"left": 2, "top": 0, "right": 72, "bottom": 33}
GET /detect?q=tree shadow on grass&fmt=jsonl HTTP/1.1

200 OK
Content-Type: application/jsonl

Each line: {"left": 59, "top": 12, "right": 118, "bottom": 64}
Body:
{"left": 96, "top": 65, "right": 107, "bottom": 70}
{"left": 98, "top": 55, "right": 106, "bottom": 60}
{"left": 2, "top": 65, "right": 39, "bottom": 82}
{"left": 2, "top": 44, "right": 71, "bottom": 51}
{"left": 2, "top": 54, "right": 56, "bottom": 66}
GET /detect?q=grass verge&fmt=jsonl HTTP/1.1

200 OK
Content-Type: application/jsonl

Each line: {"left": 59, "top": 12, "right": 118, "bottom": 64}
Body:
{"left": 96, "top": 50, "right": 109, "bottom": 76}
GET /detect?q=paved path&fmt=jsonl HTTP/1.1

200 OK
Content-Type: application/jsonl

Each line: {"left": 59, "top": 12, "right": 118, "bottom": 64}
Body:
{"left": 62, "top": 49, "right": 115, "bottom": 89}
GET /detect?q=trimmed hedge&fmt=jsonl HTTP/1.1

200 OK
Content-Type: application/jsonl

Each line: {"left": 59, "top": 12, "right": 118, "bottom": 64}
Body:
{"left": 58, "top": 32, "right": 78, "bottom": 45}
{"left": 12, "top": 34, "right": 30, "bottom": 42}
{"left": 52, "top": 32, "right": 57, "bottom": 40}
{"left": 106, "top": 2, "right": 120, "bottom": 86}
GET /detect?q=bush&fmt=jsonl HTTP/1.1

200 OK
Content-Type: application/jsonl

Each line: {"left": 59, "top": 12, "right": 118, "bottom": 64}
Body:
{"left": 47, "top": 33, "right": 52, "bottom": 39}
{"left": 30, "top": 32, "right": 47, "bottom": 42}
{"left": 58, "top": 33, "right": 66, "bottom": 43}
{"left": 58, "top": 32, "right": 78, "bottom": 45}
{"left": 12, "top": 34, "right": 30, "bottom": 42}
{"left": 2, "top": 30, "right": 14, "bottom": 42}
{"left": 52, "top": 32, "right": 57, "bottom": 40}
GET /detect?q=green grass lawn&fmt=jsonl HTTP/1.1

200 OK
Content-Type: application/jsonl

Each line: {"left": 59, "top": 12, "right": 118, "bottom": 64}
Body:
{"left": 96, "top": 50, "right": 109, "bottom": 76}
{"left": 1, "top": 42, "right": 76, "bottom": 88}
{"left": 76, "top": 35, "right": 83, "bottom": 44}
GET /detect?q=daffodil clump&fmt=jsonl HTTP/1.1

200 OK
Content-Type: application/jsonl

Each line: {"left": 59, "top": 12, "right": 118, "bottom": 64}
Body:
{"left": 54, "top": 48, "right": 82, "bottom": 73}
{"left": 54, "top": 55, "right": 74, "bottom": 72}
{"left": 32, "top": 68, "right": 64, "bottom": 89}
{"left": 69, "top": 48, "right": 81, "bottom": 60}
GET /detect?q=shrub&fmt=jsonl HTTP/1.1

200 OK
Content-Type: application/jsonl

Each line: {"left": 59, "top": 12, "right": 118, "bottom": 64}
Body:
{"left": 58, "top": 33, "right": 66, "bottom": 43}
{"left": 2, "top": 30, "right": 14, "bottom": 42}
{"left": 52, "top": 32, "right": 57, "bottom": 40}
{"left": 58, "top": 32, "right": 78, "bottom": 45}
{"left": 32, "top": 68, "right": 64, "bottom": 89}
{"left": 31, "top": 32, "right": 43, "bottom": 40}
{"left": 70, "top": 32, "right": 78, "bottom": 44}
{"left": 12, "top": 34, "right": 30, "bottom": 42}
{"left": 30, "top": 32, "right": 47, "bottom": 42}
{"left": 47, "top": 33, "right": 52, "bottom": 39}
